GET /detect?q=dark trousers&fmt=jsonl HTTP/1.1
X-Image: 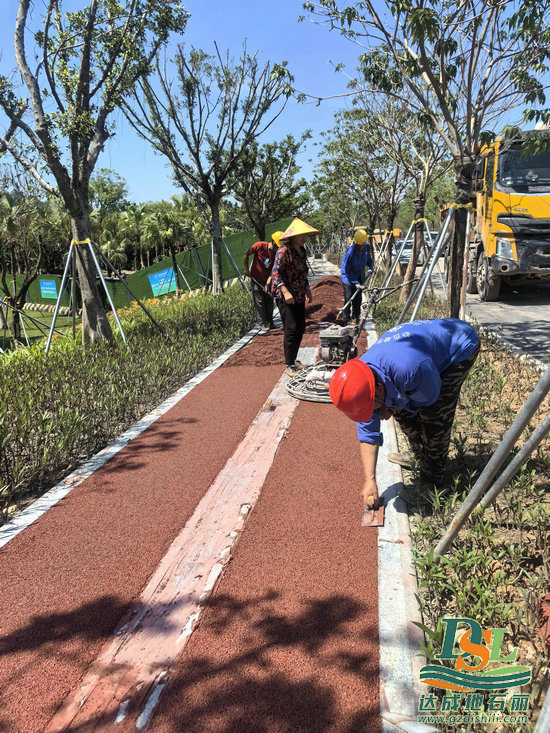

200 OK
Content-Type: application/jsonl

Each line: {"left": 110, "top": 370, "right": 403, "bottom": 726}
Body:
{"left": 393, "top": 345, "right": 480, "bottom": 484}
{"left": 278, "top": 299, "right": 306, "bottom": 366}
{"left": 342, "top": 282, "right": 362, "bottom": 322}
{"left": 251, "top": 280, "right": 274, "bottom": 327}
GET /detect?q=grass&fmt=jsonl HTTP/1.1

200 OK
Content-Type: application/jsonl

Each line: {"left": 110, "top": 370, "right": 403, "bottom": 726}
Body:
{"left": 371, "top": 288, "right": 549, "bottom": 732}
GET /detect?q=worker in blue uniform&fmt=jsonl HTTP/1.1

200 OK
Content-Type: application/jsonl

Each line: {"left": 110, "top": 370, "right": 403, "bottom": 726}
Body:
{"left": 340, "top": 229, "right": 373, "bottom": 324}
{"left": 329, "top": 318, "right": 480, "bottom": 508}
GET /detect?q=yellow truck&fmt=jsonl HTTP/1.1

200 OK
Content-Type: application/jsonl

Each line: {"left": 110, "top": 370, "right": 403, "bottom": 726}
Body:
{"left": 468, "top": 133, "right": 550, "bottom": 300}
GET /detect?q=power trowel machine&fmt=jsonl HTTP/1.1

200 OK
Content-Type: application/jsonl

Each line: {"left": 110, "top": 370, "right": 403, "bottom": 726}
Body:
{"left": 286, "top": 284, "right": 381, "bottom": 403}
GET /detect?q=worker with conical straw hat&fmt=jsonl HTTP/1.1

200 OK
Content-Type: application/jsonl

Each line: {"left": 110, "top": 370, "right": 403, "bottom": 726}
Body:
{"left": 270, "top": 217, "right": 319, "bottom": 376}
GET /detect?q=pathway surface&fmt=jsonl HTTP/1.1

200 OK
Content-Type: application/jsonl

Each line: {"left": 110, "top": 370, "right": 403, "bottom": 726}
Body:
{"left": 0, "top": 268, "right": 402, "bottom": 733}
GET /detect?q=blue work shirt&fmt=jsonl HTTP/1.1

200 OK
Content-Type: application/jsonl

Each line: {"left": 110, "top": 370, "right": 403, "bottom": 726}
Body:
{"left": 340, "top": 243, "right": 373, "bottom": 285}
{"left": 356, "top": 319, "right": 479, "bottom": 445}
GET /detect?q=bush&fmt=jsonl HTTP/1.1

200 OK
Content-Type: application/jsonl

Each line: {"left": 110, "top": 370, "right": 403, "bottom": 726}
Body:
{"left": 0, "top": 285, "right": 254, "bottom": 521}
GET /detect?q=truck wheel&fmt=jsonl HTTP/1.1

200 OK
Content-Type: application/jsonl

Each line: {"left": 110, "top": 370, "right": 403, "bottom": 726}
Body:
{"left": 466, "top": 256, "right": 478, "bottom": 294}
{"left": 476, "top": 253, "right": 501, "bottom": 301}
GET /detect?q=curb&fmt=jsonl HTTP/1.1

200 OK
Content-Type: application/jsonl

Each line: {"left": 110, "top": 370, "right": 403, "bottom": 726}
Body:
{"left": 364, "top": 322, "right": 437, "bottom": 733}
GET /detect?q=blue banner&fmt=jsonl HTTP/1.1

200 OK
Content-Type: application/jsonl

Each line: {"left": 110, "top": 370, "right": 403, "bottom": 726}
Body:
{"left": 39, "top": 279, "right": 58, "bottom": 299}
{"left": 148, "top": 268, "right": 176, "bottom": 297}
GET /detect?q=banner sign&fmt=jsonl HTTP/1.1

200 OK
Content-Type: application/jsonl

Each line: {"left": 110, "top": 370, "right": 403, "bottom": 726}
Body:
{"left": 39, "top": 279, "right": 58, "bottom": 299}
{"left": 148, "top": 268, "right": 176, "bottom": 297}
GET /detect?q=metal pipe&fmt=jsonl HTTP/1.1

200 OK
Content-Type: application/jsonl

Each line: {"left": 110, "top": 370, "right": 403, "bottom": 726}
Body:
{"left": 459, "top": 209, "right": 472, "bottom": 320}
{"left": 397, "top": 208, "right": 454, "bottom": 325}
{"left": 434, "top": 365, "right": 550, "bottom": 556}
{"left": 221, "top": 238, "right": 249, "bottom": 292}
{"left": 424, "top": 222, "right": 447, "bottom": 297}
{"left": 480, "top": 413, "right": 550, "bottom": 510}
{"left": 176, "top": 264, "right": 192, "bottom": 294}
{"left": 1, "top": 299, "right": 65, "bottom": 337}
{"left": 409, "top": 219, "right": 453, "bottom": 321}
{"left": 381, "top": 220, "right": 414, "bottom": 289}
{"left": 45, "top": 244, "right": 74, "bottom": 355}
{"left": 87, "top": 241, "right": 128, "bottom": 347}
{"left": 92, "top": 243, "right": 163, "bottom": 332}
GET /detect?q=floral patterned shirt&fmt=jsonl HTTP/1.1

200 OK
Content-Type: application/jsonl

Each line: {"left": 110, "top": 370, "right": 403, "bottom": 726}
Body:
{"left": 270, "top": 244, "right": 309, "bottom": 303}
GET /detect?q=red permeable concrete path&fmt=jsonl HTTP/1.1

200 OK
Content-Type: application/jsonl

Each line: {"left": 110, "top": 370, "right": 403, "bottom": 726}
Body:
{"left": 0, "top": 277, "right": 380, "bottom": 732}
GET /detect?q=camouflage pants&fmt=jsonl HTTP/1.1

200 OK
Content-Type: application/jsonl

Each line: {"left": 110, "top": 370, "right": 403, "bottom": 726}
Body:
{"left": 393, "top": 344, "right": 480, "bottom": 485}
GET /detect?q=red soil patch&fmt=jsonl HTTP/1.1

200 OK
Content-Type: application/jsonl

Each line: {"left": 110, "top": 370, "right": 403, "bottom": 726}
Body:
{"left": 225, "top": 276, "right": 367, "bottom": 367}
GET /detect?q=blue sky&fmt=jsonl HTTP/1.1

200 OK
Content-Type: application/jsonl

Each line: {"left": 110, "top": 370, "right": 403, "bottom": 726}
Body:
{"left": 0, "top": 0, "right": 362, "bottom": 203}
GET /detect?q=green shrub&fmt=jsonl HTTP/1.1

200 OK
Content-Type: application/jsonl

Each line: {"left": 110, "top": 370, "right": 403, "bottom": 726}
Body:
{"left": 0, "top": 285, "right": 254, "bottom": 521}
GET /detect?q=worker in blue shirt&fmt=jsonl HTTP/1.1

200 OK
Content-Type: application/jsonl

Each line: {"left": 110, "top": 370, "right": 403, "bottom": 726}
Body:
{"left": 329, "top": 318, "right": 480, "bottom": 508}
{"left": 340, "top": 229, "right": 373, "bottom": 324}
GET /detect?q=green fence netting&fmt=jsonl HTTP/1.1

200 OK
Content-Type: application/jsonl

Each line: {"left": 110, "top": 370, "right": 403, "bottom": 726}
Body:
{"left": 9, "top": 216, "right": 295, "bottom": 311}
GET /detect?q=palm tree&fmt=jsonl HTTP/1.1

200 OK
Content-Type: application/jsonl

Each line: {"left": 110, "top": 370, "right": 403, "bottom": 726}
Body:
{"left": 118, "top": 204, "right": 147, "bottom": 270}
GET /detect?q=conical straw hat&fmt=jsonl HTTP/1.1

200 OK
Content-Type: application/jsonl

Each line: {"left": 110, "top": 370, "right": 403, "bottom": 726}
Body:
{"left": 279, "top": 218, "right": 319, "bottom": 241}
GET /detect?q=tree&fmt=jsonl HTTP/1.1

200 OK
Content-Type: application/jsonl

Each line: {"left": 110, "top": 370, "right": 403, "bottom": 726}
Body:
{"left": 118, "top": 204, "right": 148, "bottom": 270}
{"left": 90, "top": 169, "right": 130, "bottom": 214}
{"left": 0, "top": 192, "right": 41, "bottom": 346}
{"left": 357, "top": 94, "right": 452, "bottom": 299}
{"left": 314, "top": 107, "right": 408, "bottom": 267}
{"left": 304, "top": 0, "right": 550, "bottom": 315}
{"left": 123, "top": 43, "right": 293, "bottom": 293}
{"left": 0, "top": 0, "right": 187, "bottom": 343}
{"left": 229, "top": 133, "right": 311, "bottom": 240}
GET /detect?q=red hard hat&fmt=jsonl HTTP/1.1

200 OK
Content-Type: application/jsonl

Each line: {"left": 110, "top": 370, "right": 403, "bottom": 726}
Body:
{"left": 329, "top": 359, "right": 376, "bottom": 423}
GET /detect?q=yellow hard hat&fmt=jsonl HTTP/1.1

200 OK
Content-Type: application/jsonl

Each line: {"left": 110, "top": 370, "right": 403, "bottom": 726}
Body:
{"left": 353, "top": 229, "right": 368, "bottom": 245}
{"left": 271, "top": 231, "right": 285, "bottom": 247}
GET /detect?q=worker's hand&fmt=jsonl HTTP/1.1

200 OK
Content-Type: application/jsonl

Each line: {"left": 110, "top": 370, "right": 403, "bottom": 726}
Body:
{"left": 244, "top": 268, "right": 251, "bottom": 277}
{"left": 283, "top": 291, "right": 294, "bottom": 304}
{"left": 305, "top": 288, "right": 312, "bottom": 303}
{"left": 361, "top": 477, "right": 380, "bottom": 509}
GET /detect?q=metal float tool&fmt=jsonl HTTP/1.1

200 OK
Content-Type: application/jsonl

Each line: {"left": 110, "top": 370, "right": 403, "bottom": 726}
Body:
{"left": 361, "top": 497, "right": 385, "bottom": 527}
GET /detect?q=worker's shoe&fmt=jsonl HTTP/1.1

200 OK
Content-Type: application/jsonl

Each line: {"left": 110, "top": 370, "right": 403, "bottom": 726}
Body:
{"left": 285, "top": 364, "right": 299, "bottom": 377}
{"left": 294, "top": 360, "right": 305, "bottom": 370}
{"left": 398, "top": 489, "right": 431, "bottom": 509}
{"left": 387, "top": 452, "right": 415, "bottom": 469}
{"left": 260, "top": 325, "right": 270, "bottom": 334}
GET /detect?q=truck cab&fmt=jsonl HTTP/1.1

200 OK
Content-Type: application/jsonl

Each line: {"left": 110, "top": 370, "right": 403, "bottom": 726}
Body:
{"left": 469, "top": 133, "right": 550, "bottom": 300}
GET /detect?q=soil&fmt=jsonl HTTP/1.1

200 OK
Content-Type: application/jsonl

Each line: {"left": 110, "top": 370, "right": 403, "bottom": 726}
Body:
{"left": 226, "top": 276, "right": 368, "bottom": 368}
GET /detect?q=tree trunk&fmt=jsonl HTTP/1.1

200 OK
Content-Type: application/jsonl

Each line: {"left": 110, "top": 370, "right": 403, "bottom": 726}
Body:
{"left": 170, "top": 243, "right": 182, "bottom": 296}
{"left": 71, "top": 215, "right": 113, "bottom": 345}
{"left": 210, "top": 201, "right": 224, "bottom": 295}
{"left": 448, "top": 158, "right": 474, "bottom": 318}
{"left": 255, "top": 220, "right": 266, "bottom": 241}
{"left": 383, "top": 209, "right": 396, "bottom": 274}
{"left": 400, "top": 195, "right": 425, "bottom": 303}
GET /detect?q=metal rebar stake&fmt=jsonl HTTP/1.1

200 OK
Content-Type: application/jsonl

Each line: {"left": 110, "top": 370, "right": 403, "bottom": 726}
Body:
{"left": 434, "top": 365, "right": 550, "bottom": 557}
